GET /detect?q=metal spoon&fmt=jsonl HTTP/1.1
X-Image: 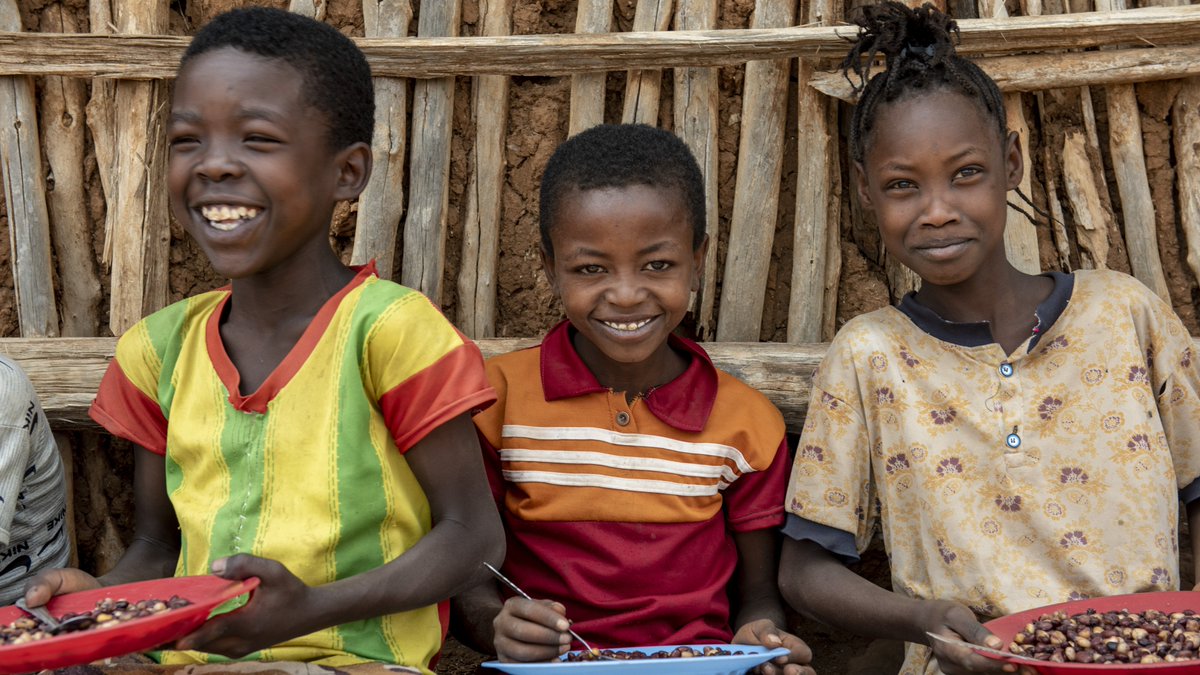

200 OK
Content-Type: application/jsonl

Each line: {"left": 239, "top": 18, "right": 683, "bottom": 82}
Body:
{"left": 482, "top": 562, "right": 617, "bottom": 660}
{"left": 15, "top": 597, "right": 92, "bottom": 632}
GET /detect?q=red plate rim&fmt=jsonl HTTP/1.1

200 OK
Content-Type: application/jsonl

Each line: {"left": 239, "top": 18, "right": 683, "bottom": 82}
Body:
{"left": 979, "top": 591, "right": 1200, "bottom": 671}
{"left": 0, "top": 575, "right": 259, "bottom": 674}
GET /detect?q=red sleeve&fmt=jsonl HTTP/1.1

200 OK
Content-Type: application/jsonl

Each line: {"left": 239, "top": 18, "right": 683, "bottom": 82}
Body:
{"left": 88, "top": 359, "right": 168, "bottom": 455}
{"left": 378, "top": 341, "right": 498, "bottom": 454}
{"left": 722, "top": 436, "right": 789, "bottom": 532}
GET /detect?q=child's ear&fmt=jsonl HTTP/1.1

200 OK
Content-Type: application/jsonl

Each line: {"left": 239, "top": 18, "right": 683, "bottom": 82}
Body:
{"left": 853, "top": 161, "right": 873, "bottom": 210}
{"left": 691, "top": 235, "right": 709, "bottom": 293}
{"left": 1004, "top": 130, "right": 1024, "bottom": 192}
{"left": 332, "top": 141, "right": 373, "bottom": 201}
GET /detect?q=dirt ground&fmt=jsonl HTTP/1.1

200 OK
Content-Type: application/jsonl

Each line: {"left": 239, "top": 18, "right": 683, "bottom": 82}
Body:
{"left": 2, "top": 0, "right": 1199, "bottom": 674}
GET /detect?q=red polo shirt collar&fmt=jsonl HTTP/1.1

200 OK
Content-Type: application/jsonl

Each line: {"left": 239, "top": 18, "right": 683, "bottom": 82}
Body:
{"left": 538, "top": 320, "right": 718, "bottom": 433}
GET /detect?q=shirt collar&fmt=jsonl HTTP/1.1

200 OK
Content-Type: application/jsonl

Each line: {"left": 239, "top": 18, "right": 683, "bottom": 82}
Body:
{"left": 539, "top": 320, "right": 718, "bottom": 432}
{"left": 896, "top": 271, "right": 1075, "bottom": 350}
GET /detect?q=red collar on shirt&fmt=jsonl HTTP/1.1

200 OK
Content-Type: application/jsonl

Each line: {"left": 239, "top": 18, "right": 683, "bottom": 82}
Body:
{"left": 207, "top": 262, "right": 378, "bottom": 414}
{"left": 538, "top": 320, "right": 718, "bottom": 433}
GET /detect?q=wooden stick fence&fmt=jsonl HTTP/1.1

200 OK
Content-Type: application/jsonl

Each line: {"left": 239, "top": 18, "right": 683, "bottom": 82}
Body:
{"left": 0, "top": 1, "right": 1196, "bottom": 362}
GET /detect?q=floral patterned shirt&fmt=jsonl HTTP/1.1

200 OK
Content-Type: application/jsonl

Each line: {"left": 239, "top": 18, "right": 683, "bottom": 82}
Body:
{"left": 783, "top": 270, "right": 1200, "bottom": 675}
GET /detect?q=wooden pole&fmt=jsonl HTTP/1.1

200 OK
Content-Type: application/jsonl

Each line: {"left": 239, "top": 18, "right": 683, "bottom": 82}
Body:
{"left": 673, "top": 0, "right": 719, "bottom": 339}
{"left": 1037, "top": 91, "right": 1072, "bottom": 271}
{"left": 400, "top": 0, "right": 460, "bottom": 303}
{"left": 288, "top": 0, "right": 326, "bottom": 21}
{"left": 87, "top": 0, "right": 116, "bottom": 269}
{"left": 1061, "top": 130, "right": 1111, "bottom": 270}
{"left": 1174, "top": 78, "right": 1200, "bottom": 289}
{"left": 107, "top": 0, "right": 168, "bottom": 334}
{"left": 457, "top": 0, "right": 511, "bottom": 338}
{"left": 789, "top": 0, "right": 838, "bottom": 343}
{"left": 715, "top": 0, "right": 796, "bottom": 342}
{"left": 622, "top": 0, "right": 674, "bottom": 125}
{"left": 569, "top": 0, "right": 613, "bottom": 136}
{"left": 1107, "top": 84, "right": 1170, "bottom": 300}
{"left": 0, "top": 0, "right": 59, "bottom": 337}
{"left": 39, "top": 5, "right": 100, "bottom": 337}
{"left": 1002, "top": 92, "right": 1040, "bottom": 274}
{"left": 351, "top": 0, "right": 412, "bottom": 279}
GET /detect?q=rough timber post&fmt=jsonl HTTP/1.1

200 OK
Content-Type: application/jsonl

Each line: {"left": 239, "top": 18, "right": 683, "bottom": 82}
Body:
{"left": 1175, "top": 78, "right": 1200, "bottom": 289}
{"left": 457, "top": 0, "right": 511, "bottom": 338}
{"left": 716, "top": 0, "right": 797, "bottom": 341}
{"left": 673, "top": 0, "right": 720, "bottom": 339}
{"left": 400, "top": 0, "right": 460, "bottom": 302}
{"left": 569, "top": 0, "right": 613, "bottom": 136}
{"left": 0, "top": 0, "right": 59, "bottom": 337}
{"left": 352, "top": 0, "right": 412, "bottom": 280}
{"left": 622, "top": 0, "right": 674, "bottom": 125}
{"left": 106, "top": 0, "right": 169, "bottom": 335}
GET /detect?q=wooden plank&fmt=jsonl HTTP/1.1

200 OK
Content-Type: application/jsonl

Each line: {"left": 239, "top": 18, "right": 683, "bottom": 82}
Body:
{"left": 1061, "top": 130, "right": 1111, "bottom": 270}
{"left": 0, "top": 0, "right": 58, "bottom": 337}
{"left": 715, "top": 0, "right": 796, "bottom": 342}
{"left": 0, "top": 6, "right": 1198, "bottom": 78}
{"left": 399, "top": 0, "right": 460, "bottom": 303}
{"left": 107, "top": 0, "right": 168, "bottom": 334}
{"left": 1107, "top": 83, "right": 1170, "bottom": 300}
{"left": 351, "top": 0, "right": 412, "bottom": 280}
{"left": 456, "top": 0, "right": 511, "bottom": 338}
{"left": 1036, "top": 91, "right": 1072, "bottom": 271}
{"left": 673, "top": 0, "right": 719, "bottom": 339}
{"left": 39, "top": 5, "right": 100, "bottom": 337}
{"left": 1003, "top": 92, "right": 1040, "bottom": 274}
{"left": 622, "top": 0, "right": 674, "bottom": 125}
{"left": 811, "top": 45, "right": 1200, "bottom": 102}
{"left": 569, "top": 0, "right": 612, "bottom": 136}
{"left": 1175, "top": 78, "right": 1200, "bottom": 289}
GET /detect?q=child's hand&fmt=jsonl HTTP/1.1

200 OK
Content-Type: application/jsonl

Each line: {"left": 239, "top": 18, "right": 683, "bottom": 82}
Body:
{"left": 22, "top": 568, "right": 102, "bottom": 607}
{"left": 731, "top": 619, "right": 816, "bottom": 675}
{"left": 921, "top": 600, "right": 1036, "bottom": 675}
{"left": 492, "top": 596, "right": 572, "bottom": 662}
{"left": 175, "top": 554, "right": 314, "bottom": 657}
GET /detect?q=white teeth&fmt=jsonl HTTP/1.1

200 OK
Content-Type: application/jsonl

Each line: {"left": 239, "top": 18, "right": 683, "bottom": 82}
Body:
{"left": 199, "top": 204, "right": 261, "bottom": 230}
{"left": 603, "top": 318, "right": 652, "bottom": 332}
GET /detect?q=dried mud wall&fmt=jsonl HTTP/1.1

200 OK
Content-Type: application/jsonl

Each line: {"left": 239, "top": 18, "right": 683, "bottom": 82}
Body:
{"left": 0, "top": 3, "right": 1198, "bottom": 667}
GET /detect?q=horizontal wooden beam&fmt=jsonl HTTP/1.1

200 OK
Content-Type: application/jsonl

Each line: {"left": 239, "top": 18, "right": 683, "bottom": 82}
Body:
{"left": 0, "top": 6, "right": 1195, "bottom": 79}
{"left": 9, "top": 335, "right": 1198, "bottom": 435}
{"left": 813, "top": 44, "right": 1200, "bottom": 101}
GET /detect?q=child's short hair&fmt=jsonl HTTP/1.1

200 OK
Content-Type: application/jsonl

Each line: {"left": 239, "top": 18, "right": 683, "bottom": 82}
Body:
{"left": 841, "top": 1, "right": 1006, "bottom": 163}
{"left": 539, "top": 124, "right": 706, "bottom": 256}
{"left": 182, "top": 7, "right": 374, "bottom": 150}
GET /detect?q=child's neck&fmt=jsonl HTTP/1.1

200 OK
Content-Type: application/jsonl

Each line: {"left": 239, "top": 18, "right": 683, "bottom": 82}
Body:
{"left": 915, "top": 263, "right": 1055, "bottom": 356}
{"left": 572, "top": 331, "right": 690, "bottom": 404}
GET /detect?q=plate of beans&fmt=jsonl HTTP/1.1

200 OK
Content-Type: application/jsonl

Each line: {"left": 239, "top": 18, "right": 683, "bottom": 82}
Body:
{"left": 980, "top": 591, "right": 1200, "bottom": 672}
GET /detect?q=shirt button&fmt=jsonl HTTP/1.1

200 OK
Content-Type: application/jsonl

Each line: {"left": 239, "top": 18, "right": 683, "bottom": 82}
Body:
{"left": 999, "top": 362, "right": 1014, "bottom": 377}
{"left": 1005, "top": 433, "right": 1021, "bottom": 448}
{"left": 615, "top": 411, "right": 630, "bottom": 426}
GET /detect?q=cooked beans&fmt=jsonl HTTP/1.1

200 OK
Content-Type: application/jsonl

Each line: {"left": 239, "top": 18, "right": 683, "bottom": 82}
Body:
{"left": 1009, "top": 608, "right": 1200, "bottom": 664}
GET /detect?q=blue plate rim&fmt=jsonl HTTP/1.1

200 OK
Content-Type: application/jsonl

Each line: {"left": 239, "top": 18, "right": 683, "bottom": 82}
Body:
{"left": 481, "top": 643, "right": 791, "bottom": 671}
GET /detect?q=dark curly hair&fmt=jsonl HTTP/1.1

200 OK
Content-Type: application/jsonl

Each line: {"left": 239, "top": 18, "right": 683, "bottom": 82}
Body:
{"left": 841, "top": 2, "right": 1006, "bottom": 163}
{"left": 182, "top": 6, "right": 374, "bottom": 150}
{"left": 539, "top": 124, "right": 706, "bottom": 256}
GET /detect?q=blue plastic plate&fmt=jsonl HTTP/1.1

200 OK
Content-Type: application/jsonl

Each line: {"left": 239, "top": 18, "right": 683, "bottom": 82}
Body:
{"left": 481, "top": 644, "right": 792, "bottom": 674}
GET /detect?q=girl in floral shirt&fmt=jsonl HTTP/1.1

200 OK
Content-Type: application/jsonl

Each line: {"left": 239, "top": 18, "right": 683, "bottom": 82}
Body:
{"left": 776, "top": 4, "right": 1200, "bottom": 675}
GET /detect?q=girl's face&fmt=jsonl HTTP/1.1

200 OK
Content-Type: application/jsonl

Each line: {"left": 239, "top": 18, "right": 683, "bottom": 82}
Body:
{"left": 855, "top": 90, "right": 1023, "bottom": 289}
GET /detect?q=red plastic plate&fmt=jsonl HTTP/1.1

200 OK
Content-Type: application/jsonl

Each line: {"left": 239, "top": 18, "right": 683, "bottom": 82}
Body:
{"left": 0, "top": 575, "right": 258, "bottom": 674}
{"left": 980, "top": 591, "right": 1200, "bottom": 673}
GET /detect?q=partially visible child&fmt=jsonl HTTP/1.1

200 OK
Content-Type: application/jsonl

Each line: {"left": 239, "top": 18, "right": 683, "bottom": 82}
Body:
{"left": 0, "top": 357, "right": 69, "bottom": 604}
{"left": 452, "top": 124, "right": 814, "bottom": 675}
{"left": 777, "top": 4, "right": 1200, "bottom": 675}
{"left": 23, "top": 8, "right": 503, "bottom": 672}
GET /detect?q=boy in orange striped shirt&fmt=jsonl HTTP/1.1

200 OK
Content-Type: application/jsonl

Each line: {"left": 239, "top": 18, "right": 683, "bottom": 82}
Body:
{"left": 453, "top": 124, "right": 814, "bottom": 675}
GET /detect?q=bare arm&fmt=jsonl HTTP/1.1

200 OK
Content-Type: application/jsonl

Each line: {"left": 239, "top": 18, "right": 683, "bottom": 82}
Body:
{"left": 1188, "top": 500, "right": 1200, "bottom": 589}
{"left": 779, "top": 537, "right": 1024, "bottom": 675}
{"left": 730, "top": 529, "right": 815, "bottom": 675}
{"left": 451, "top": 578, "right": 504, "bottom": 654}
{"left": 178, "top": 412, "right": 506, "bottom": 656}
{"left": 24, "top": 447, "right": 179, "bottom": 604}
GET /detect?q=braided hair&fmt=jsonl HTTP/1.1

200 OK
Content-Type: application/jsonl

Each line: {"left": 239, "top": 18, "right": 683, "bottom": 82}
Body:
{"left": 842, "top": 2, "right": 1006, "bottom": 164}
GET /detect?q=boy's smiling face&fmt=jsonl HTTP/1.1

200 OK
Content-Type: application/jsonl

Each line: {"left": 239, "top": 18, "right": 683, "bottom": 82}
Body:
{"left": 167, "top": 47, "right": 366, "bottom": 280}
{"left": 543, "top": 184, "right": 705, "bottom": 392}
